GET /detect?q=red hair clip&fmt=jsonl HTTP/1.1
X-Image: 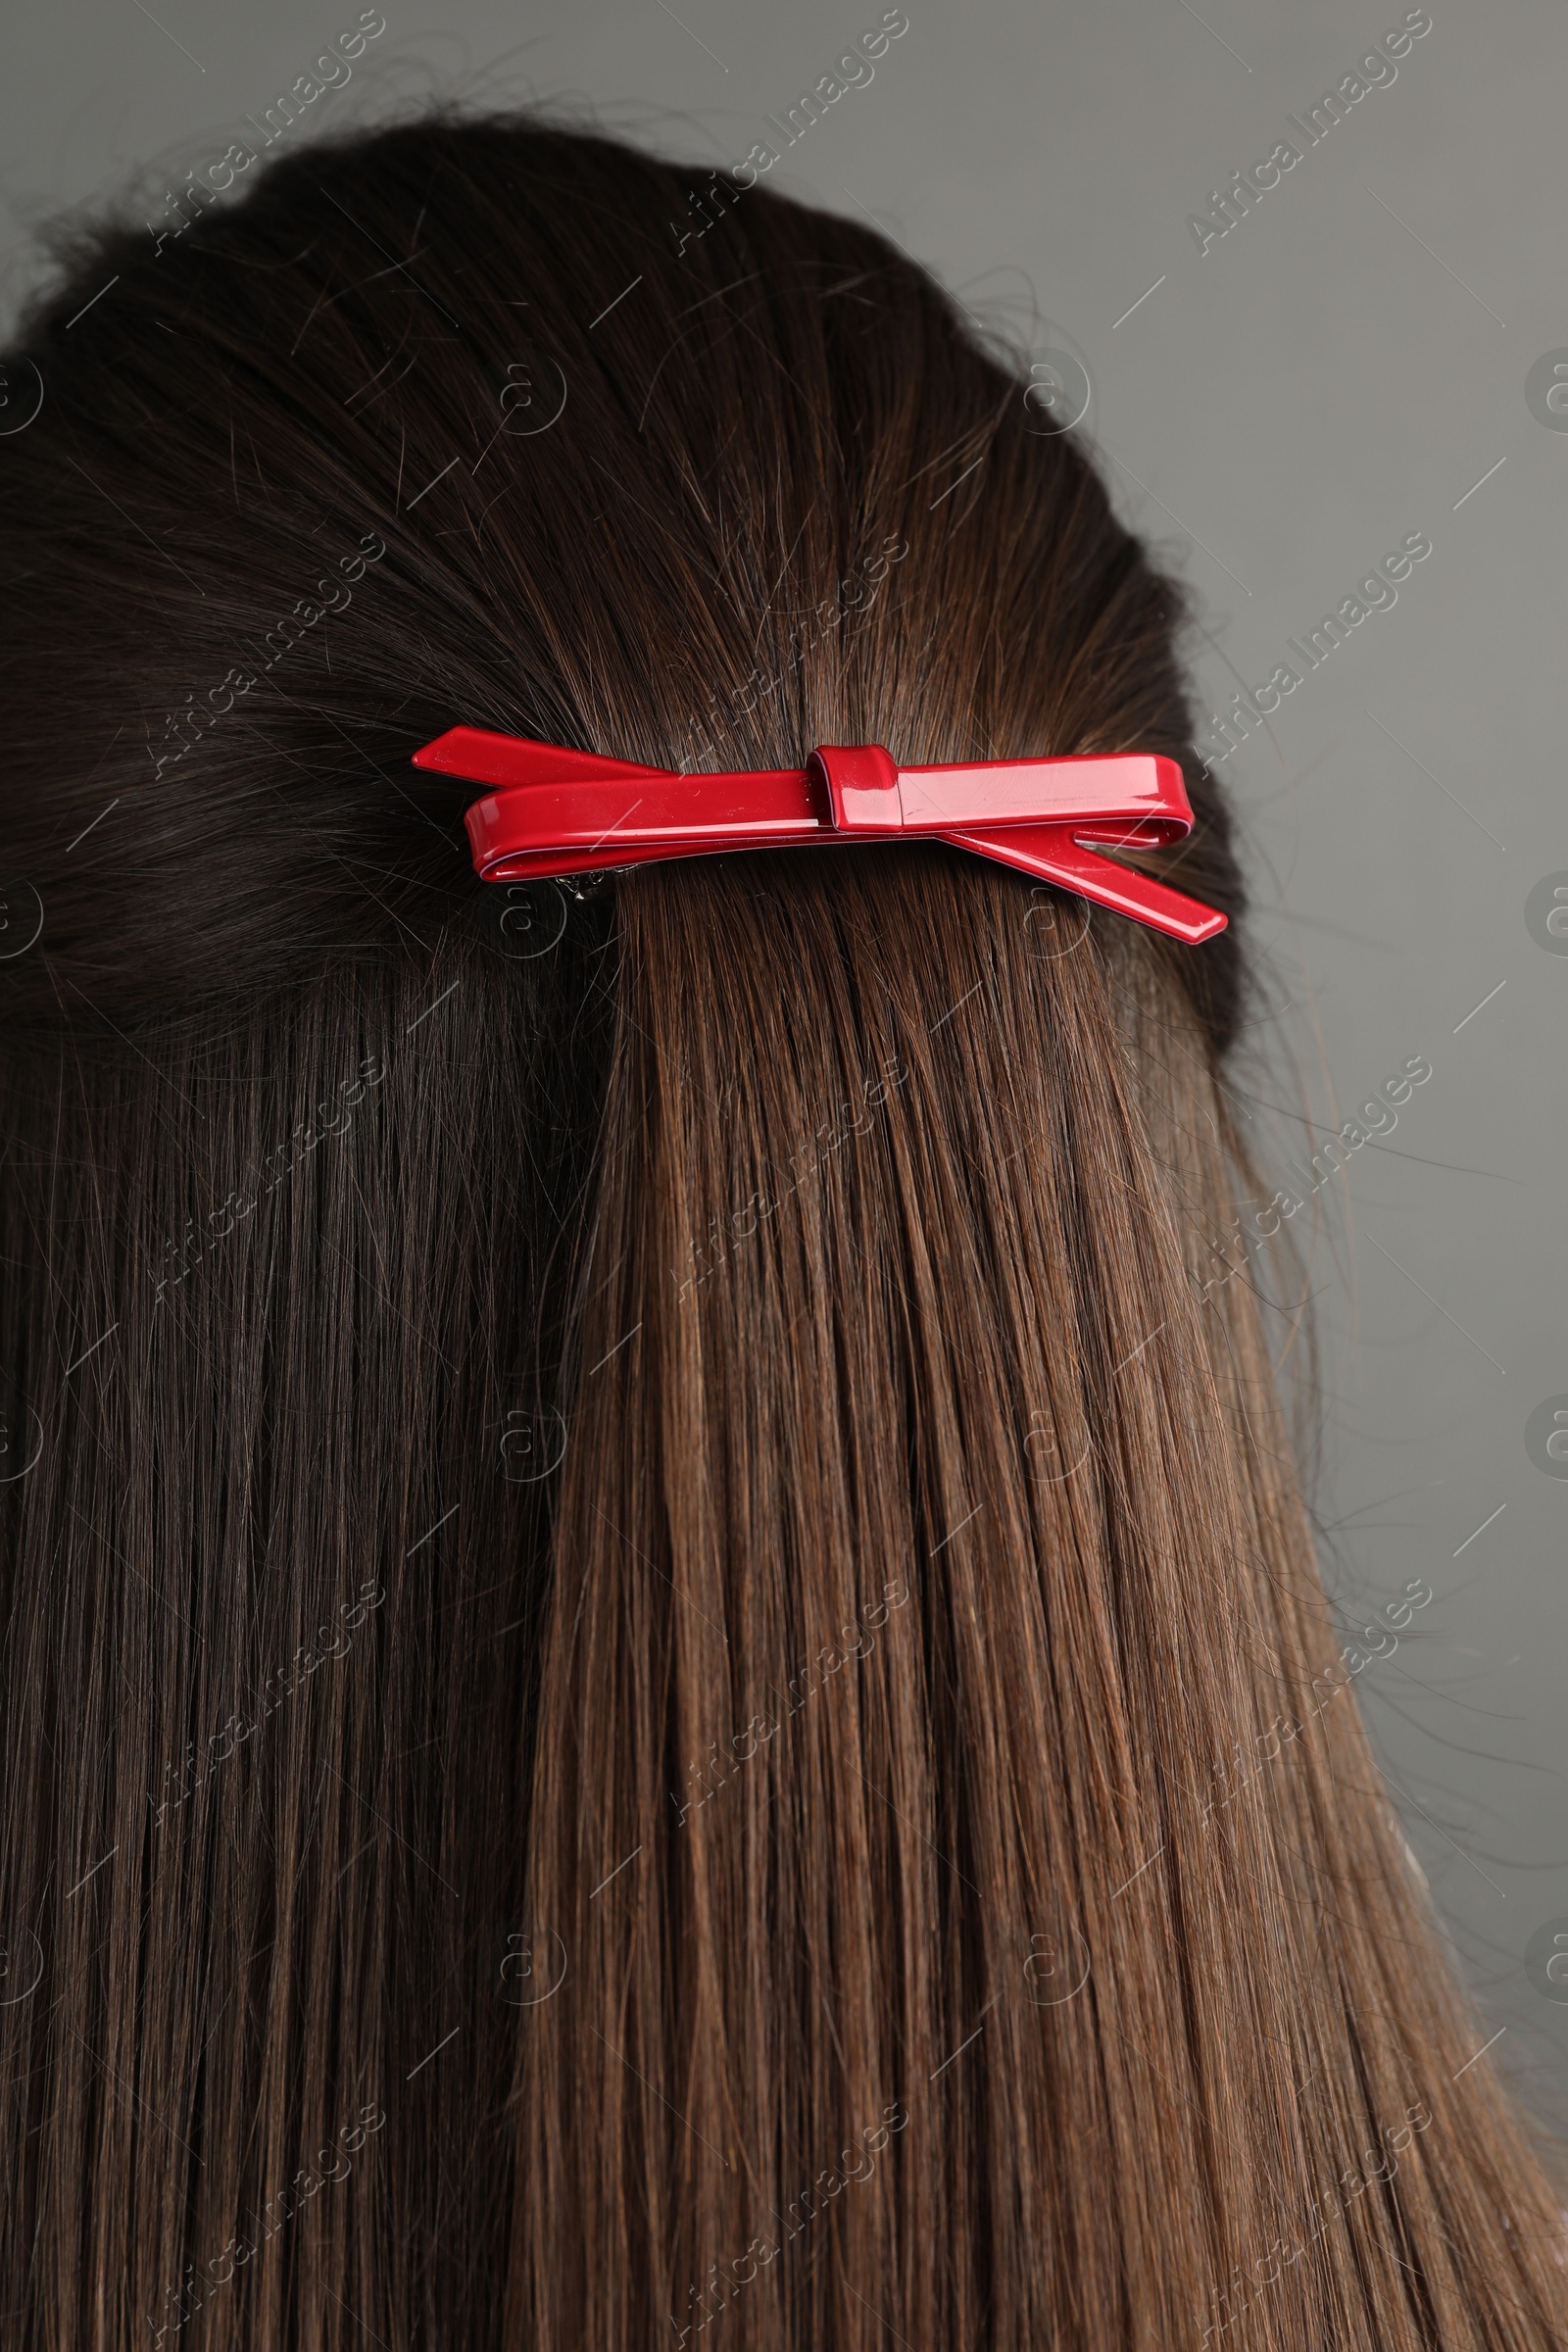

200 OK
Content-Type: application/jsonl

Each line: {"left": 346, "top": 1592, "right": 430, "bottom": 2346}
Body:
{"left": 411, "top": 728, "right": 1227, "bottom": 945}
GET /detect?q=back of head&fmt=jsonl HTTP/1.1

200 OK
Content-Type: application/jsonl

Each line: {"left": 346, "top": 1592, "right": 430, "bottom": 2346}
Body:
{"left": 0, "top": 112, "right": 1560, "bottom": 2351}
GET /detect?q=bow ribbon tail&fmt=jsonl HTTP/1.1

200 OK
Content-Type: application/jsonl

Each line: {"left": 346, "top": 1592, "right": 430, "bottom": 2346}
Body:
{"left": 941, "top": 825, "right": 1227, "bottom": 946}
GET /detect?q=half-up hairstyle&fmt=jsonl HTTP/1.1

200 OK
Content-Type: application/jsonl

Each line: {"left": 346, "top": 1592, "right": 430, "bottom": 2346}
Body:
{"left": 0, "top": 114, "right": 1561, "bottom": 2351}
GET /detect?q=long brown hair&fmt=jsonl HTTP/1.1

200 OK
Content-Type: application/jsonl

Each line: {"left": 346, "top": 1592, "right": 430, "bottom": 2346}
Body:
{"left": 0, "top": 114, "right": 1561, "bottom": 2350}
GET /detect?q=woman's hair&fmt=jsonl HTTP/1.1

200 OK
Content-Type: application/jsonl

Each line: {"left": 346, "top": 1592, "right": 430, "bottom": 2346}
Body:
{"left": 0, "top": 114, "right": 1561, "bottom": 2351}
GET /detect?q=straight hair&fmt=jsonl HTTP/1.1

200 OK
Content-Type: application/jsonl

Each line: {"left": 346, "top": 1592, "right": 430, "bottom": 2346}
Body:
{"left": 0, "top": 114, "right": 1561, "bottom": 2349}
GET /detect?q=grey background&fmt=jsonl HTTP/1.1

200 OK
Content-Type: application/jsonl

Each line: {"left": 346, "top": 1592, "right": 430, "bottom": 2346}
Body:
{"left": 3, "top": 0, "right": 1564, "bottom": 2118}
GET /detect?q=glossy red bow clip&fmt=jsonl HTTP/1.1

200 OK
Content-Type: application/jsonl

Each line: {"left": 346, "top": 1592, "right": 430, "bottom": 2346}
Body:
{"left": 411, "top": 729, "right": 1226, "bottom": 944}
